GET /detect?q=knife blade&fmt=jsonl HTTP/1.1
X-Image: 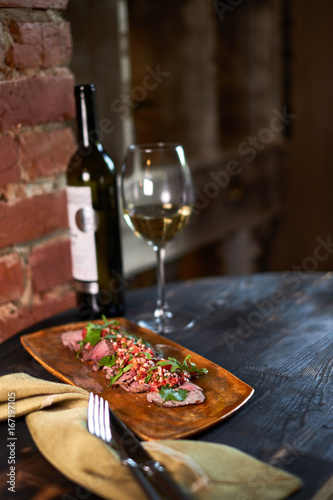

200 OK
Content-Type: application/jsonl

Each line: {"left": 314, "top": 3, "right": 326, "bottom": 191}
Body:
{"left": 106, "top": 401, "right": 193, "bottom": 500}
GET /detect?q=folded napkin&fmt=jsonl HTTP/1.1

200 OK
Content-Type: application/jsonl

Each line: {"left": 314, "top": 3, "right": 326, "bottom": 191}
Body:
{"left": 0, "top": 373, "right": 302, "bottom": 500}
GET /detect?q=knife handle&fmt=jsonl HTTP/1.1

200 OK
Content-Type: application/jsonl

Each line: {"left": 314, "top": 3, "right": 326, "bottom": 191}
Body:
{"left": 142, "top": 460, "right": 193, "bottom": 500}
{"left": 124, "top": 458, "right": 163, "bottom": 500}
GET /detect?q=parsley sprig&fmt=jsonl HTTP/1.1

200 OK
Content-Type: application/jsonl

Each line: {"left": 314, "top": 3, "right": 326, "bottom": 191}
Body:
{"left": 148, "top": 355, "right": 208, "bottom": 375}
{"left": 98, "top": 355, "right": 116, "bottom": 368}
{"left": 76, "top": 315, "right": 154, "bottom": 357}
{"left": 158, "top": 385, "right": 188, "bottom": 402}
{"left": 76, "top": 317, "right": 121, "bottom": 357}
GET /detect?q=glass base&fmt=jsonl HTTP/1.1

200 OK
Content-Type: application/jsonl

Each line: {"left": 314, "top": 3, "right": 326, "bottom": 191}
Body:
{"left": 134, "top": 310, "right": 195, "bottom": 335}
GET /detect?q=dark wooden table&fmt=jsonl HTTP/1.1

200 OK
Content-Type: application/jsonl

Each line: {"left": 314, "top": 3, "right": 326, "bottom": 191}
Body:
{"left": 0, "top": 273, "right": 332, "bottom": 500}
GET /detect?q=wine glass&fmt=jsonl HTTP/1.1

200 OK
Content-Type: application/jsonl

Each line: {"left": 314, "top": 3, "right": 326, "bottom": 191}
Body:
{"left": 121, "top": 142, "right": 195, "bottom": 334}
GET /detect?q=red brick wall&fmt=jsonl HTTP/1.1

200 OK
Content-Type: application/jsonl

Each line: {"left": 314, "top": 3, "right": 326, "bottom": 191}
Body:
{"left": 0, "top": 0, "right": 77, "bottom": 342}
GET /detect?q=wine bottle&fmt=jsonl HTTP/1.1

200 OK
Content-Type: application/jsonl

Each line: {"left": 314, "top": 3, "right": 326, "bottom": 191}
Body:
{"left": 66, "top": 83, "right": 125, "bottom": 320}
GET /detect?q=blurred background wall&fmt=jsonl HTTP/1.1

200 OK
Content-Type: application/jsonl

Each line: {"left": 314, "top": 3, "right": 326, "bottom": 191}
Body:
{"left": 66, "top": 0, "right": 333, "bottom": 286}
{"left": 269, "top": 0, "right": 333, "bottom": 273}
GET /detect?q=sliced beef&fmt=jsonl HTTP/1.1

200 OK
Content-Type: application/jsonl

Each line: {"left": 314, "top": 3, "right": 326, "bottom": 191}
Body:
{"left": 61, "top": 330, "right": 82, "bottom": 352}
{"left": 146, "top": 382, "right": 205, "bottom": 407}
{"left": 121, "top": 381, "right": 150, "bottom": 393}
{"left": 62, "top": 329, "right": 206, "bottom": 408}
{"left": 103, "top": 365, "right": 117, "bottom": 380}
{"left": 81, "top": 339, "right": 112, "bottom": 362}
{"left": 113, "top": 369, "right": 136, "bottom": 387}
{"left": 176, "top": 382, "right": 203, "bottom": 392}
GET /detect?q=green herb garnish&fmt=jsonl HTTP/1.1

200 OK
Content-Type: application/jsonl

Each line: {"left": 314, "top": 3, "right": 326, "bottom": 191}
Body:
{"left": 159, "top": 385, "right": 188, "bottom": 402}
{"left": 76, "top": 318, "right": 121, "bottom": 357}
{"left": 182, "top": 354, "right": 208, "bottom": 375}
{"left": 98, "top": 355, "right": 116, "bottom": 368}
{"left": 108, "top": 363, "right": 133, "bottom": 387}
{"left": 144, "top": 372, "right": 153, "bottom": 384}
{"left": 76, "top": 324, "right": 101, "bottom": 357}
{"left": 155, "top": 355, "right": 208, "bottom": 375}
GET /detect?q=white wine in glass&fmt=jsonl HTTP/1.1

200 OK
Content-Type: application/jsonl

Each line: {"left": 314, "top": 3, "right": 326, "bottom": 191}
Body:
{"left": 121, "top": 143, "right": 195, "bottom": 334}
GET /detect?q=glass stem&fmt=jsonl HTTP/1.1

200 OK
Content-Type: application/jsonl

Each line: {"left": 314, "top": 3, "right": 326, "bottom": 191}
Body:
{"left": 154, "top": 246, "right": 167, "bottom": 321}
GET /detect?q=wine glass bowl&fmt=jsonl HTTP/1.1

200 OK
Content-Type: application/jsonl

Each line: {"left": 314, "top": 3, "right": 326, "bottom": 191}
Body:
{"left": 121, "top": 142, "right": 195, "bottom": 334}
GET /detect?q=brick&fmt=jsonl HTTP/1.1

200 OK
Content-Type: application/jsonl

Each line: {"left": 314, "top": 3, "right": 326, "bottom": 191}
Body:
{"left": 19, "top": 127, "right": 76, "bottom": 181}
{"left": 10, "top": 22, "right": 41, "bottom": 45}
{"left": 0, "top": 253, "right": 25, "bottom": 305}
{"left": 0, "top": 70, "right": 75, "bottom": 131}
{"left": 10, "top": 41, "right": 41, "bottom": 69}
{"left": 0, "top": 23, "right": 6, "bottom": 68}
{"left": 9, "top": 22, "right": 43, "bottom": 69}
{"left": 0, "top": 287, "right": 76, "bottom": 342}
{"left": 0, "top": 190, "right": 68, "bottom": 249}
{"left": 32, "top": 286, "right": 76, "bottom": 324}
{"left": 8, "top": 21, "right": 72, "bottom": 69}
{"left": 42, "top": 21, "right": 72, "bottom": 67}
{"left": 0, "top": 1, "right": 68, "bottom": 9}
{"left": 0, "top": 303, "right": 30, "bottom": 342}
{"left": 0, "top": 135, "right": 20, "bottom": 184}
{"left": 30, "top": 238, "right": 72, "bottom": 293}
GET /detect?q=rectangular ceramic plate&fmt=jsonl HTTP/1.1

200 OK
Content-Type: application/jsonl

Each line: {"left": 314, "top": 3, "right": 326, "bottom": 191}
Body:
{"left": 21, "top": 318, "right": 254, "bottom": 441}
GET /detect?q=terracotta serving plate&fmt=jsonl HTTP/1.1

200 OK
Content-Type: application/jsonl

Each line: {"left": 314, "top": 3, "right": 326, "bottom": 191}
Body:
{"left": 21, "top": 318, "right": 254, "bottom": 441}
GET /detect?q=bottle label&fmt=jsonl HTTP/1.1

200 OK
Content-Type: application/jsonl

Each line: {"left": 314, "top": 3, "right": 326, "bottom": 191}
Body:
{"left": 66, "top": 186, "right": 99, "bottom": 282}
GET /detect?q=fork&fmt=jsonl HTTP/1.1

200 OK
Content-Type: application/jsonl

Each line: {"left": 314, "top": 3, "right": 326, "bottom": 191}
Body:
{"left": 87, "top": 393, "right": 164, "bottom": 500}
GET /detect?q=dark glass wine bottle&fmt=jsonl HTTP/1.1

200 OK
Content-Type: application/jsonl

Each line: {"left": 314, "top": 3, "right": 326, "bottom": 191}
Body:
{"left": 66, "top": 83, "right": 125, "bottom": 320}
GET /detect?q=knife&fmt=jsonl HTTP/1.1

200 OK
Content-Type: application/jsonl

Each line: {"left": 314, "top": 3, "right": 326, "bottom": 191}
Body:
{"left": 105, "top": 400, "right": 193, "bottom": 500}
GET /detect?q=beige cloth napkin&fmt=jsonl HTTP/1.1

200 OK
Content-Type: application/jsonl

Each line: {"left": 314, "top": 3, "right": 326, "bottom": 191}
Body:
{"left": 0, "top": 373, "right": 302, "bottom": 500}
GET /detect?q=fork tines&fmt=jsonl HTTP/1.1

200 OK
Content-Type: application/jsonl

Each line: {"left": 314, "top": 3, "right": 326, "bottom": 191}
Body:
{"left": 88, "top": 393, "right": 112, "bottom": 443}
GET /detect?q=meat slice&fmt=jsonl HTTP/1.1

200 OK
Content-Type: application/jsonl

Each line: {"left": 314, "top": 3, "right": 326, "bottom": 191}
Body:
{"left": 61, "top": 328, "right": 206, "bottom": 408}
{"left": 103, "top": 365, "right": 117, "bottom": 380}
{"left": 146, "top": 382, "right": 205, "bottom": 407}
{"left": 81, "top": 339, "right": 112, "bottom": 361}
{"left": 61, "top": 330, "right": 82, "bottom": 352}
{"left": 112, "top": 369, "right": 136, "bottom": 387}
{"left": 121, "top": 381, "right": 150, "bottom": 393}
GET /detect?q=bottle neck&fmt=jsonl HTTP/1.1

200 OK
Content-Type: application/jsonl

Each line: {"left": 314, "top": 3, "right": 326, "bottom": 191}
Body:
{"left": 75, "top": 85, "right": 99, "bottom": 148}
